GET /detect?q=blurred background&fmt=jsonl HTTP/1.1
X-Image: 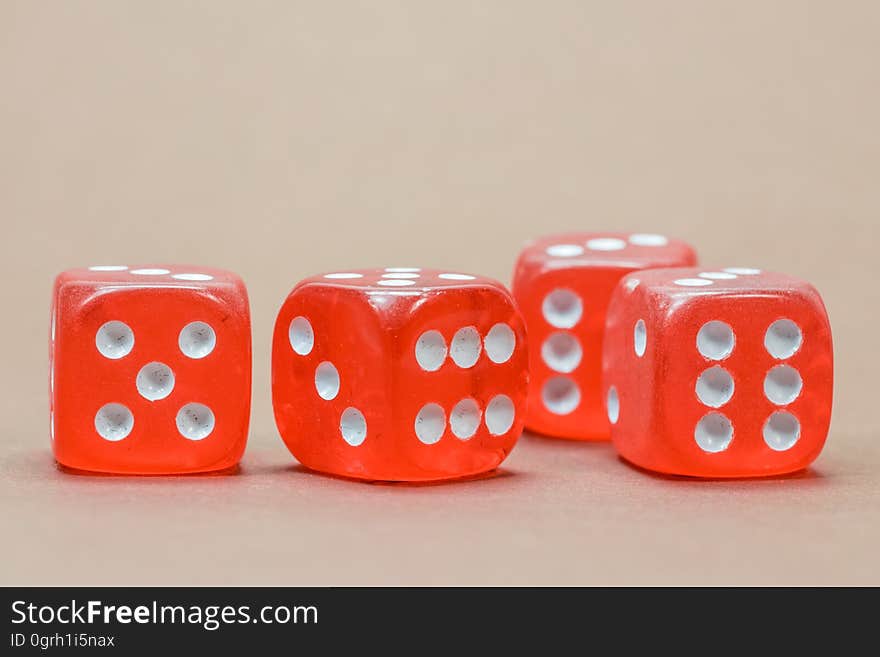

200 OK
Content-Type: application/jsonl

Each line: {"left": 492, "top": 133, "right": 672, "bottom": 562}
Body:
{"left": 1, "top": 1, "right": 878, "bottom": 584}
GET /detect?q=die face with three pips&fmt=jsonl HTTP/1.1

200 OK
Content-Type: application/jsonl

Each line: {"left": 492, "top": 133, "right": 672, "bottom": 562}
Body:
{"left": 603, "top": 267, "right": 833, "bottom": 478}
{"left": 271, "top": 268, "right": 528, "bottom": 482}
{"left": 512, "top": 232, "right": 697, "bottom": 441}
{"left": 50, "top": 265, "right": 252, "bottom": 474}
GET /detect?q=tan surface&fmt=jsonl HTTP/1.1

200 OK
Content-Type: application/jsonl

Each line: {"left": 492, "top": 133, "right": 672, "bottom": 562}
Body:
{"left": 1, "top": 1, "right": 878, "bottom": 585}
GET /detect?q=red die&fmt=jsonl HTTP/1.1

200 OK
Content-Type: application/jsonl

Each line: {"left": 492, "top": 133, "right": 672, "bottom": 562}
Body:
{"left": 50, "top": 265, "right": 252, "bottom": 474}
{"left": 512, "top": 232, "right": 696, "bottom": 440}
{"left": 271, "top": 268, "right": 528, "bottom": 482}
{"left": 603, "top": 267, "right": 833, "bottom": 478}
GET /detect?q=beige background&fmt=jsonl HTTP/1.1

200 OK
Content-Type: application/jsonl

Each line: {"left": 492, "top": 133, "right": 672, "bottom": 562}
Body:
{"left": 1, "top": 1, "right": 878, "bottom": 585}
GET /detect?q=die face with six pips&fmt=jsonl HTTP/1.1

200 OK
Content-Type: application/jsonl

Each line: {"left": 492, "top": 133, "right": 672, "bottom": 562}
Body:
{"left": 50, "top": 265, "right": 252, "bottom": 474}
{"left": 603, "top": 267, "right": 833, "bottom": 478}
{"left": 271, "top": 268, "right": 528, "bottom": 482}
{"left": 512, "top": 232, "right": 697, "bottom": 441}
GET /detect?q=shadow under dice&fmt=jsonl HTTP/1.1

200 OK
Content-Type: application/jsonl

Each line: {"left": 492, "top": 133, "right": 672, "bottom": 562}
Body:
{"left": 603, "top": 267, "right": 833, "bottom": 478}
{"left": 50, "top": 265, "right": 252, "bottom": 474}
{"left": 512, "top": 232, "right": 697, "bottom": 440}
{"left": 272, "top": 268, "right": 529, "bottom": 482}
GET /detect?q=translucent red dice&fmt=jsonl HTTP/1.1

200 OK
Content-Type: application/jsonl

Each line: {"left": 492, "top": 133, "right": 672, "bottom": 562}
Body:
{"left": 603, "top": 267, "right": 833, "bottom": 478}
{"left": 512, "top": 232, "right": 697, "bottom": 440}
{"left": 50, "top": 265, "right": 252, "bottom": 474}
{"left": 271, "top": 268, "right": 528, "bottom": 482}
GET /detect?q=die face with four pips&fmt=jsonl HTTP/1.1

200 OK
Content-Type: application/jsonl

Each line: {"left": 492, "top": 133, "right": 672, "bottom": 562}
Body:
{"left": 512, "top": 232, "right": 697, "bottom": 441}
{"left": 271, "top": 268, "right": 528, "bottom": 482}
{"left": 603, "top": 267, "right": 833, "bottom": 478}
{"left": 50, "top": 265, "right": 252, "bottom": 474}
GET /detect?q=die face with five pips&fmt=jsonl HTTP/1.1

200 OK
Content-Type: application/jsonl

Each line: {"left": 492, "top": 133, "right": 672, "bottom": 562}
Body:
{"left": 271, "top": 268, "right": 528, "bottom": 482}
{"left": 512, "top": 232, "right": 697, "bottom": 441}
{"left": 603, "top": 267, "right": 833, "bottom": 478}
{"left": 50, "top": 265, "right": 252, "bottom": 474}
